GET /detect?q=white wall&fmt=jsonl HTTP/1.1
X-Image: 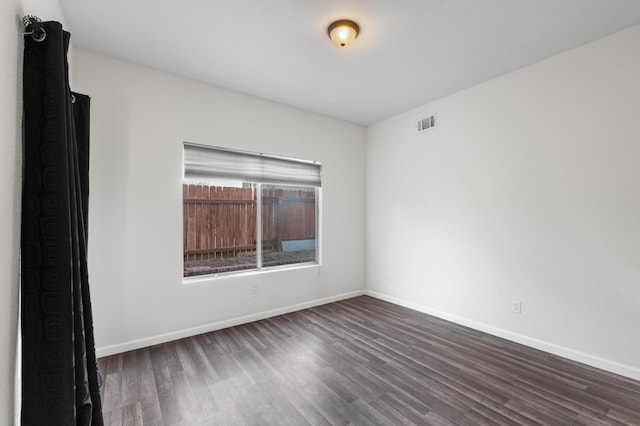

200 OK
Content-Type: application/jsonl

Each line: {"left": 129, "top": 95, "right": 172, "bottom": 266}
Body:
{"left": 72, "top": 50, "right": 366, "bottom": 356}
{"left": 367, "top": 25, "right": 640, "bottom": 379}
{"left": 1, "top": 0, "right": 67, "bottom": 423}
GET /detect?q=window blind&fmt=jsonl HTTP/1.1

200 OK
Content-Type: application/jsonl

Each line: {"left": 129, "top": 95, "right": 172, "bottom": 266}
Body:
{"left": 183, "top": 143, "right": 321, "bottom": 187}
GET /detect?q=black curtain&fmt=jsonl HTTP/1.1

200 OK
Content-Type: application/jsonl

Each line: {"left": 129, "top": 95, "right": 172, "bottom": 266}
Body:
{"left": 21, "top": 20, "right": 103, "bottom": 425}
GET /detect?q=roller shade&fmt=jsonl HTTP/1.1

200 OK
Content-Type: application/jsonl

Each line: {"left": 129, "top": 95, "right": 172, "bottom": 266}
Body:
{"left": 184, "top": 143, "right": 321, "bottom": 187}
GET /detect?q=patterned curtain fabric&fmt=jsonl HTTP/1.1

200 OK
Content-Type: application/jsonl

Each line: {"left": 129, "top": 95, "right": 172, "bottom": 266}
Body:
{"left": 22, "top": 20, "right": 103, "bottom": 425}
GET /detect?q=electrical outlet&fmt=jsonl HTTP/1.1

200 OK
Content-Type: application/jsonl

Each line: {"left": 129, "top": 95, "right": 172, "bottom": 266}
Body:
{"left": 251, "top": 286, "right": 259, "bottom": 298}
{"left": 512, "top": 301, "right": 522, "bottom": 314}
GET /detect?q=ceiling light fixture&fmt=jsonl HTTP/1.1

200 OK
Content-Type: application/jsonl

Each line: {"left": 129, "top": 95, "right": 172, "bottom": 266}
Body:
{"left": 327, "top": 20, "right": 359, "bottom": 48}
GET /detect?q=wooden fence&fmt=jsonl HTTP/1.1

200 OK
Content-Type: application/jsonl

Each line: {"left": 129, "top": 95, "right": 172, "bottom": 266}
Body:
{"left": 183, "top": 184, "right": 316, "bottom": 262}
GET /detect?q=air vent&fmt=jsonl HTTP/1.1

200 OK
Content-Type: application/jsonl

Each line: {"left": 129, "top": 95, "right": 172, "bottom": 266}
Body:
{"left": 417, "top": 114, "right": 436, "bottom": 133}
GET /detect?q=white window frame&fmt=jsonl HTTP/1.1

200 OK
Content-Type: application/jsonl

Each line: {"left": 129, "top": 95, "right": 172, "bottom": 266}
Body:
{"left": 182, "top": 143, "right": 321, "bottom": 279}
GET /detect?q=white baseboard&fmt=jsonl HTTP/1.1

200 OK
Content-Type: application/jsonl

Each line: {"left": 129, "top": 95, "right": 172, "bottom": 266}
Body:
{"left": 95, "top": 290, "right": 365, "bottom": 358}
{"left": 96, "top": 288, "right": 640, "bottom": 382}
{"left": 364, "top": 290, "right": 640, "bottom": 382}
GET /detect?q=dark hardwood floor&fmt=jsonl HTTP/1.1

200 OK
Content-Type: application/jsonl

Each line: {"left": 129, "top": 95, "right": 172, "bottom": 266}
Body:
{"left": 97, "top": 296, "right": 640, "bottom": 425}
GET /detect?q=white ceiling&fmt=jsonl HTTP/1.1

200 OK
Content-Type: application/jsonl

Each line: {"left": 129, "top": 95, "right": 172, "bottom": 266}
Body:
{"left": 59, "top": 0, "right": 640, "bottom": 126}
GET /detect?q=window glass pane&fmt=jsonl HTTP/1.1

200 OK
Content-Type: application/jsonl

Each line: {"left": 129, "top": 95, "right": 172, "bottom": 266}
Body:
{"left": 261, "top": 184, "right": 316, "bottom": 268}
{"left": 183, "top": 144, "right": 320, "bottom": 279}
{"left": 183, "top": 182, "right": 257, "bottom": 276}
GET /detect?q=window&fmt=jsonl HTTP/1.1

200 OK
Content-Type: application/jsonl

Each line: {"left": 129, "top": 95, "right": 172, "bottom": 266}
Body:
{"left": 183, "top": 143, "right": 321, "bottom": 278}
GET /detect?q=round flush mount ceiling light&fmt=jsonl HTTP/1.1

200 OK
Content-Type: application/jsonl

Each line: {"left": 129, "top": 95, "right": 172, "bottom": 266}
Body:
{"left": 327, "top": 20, "right": 359, "bottom": 47}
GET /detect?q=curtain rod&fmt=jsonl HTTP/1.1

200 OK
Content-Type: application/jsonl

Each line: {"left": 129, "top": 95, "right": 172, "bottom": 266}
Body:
{"left": 23, "top": 15, "right": 46, "bottom": 42}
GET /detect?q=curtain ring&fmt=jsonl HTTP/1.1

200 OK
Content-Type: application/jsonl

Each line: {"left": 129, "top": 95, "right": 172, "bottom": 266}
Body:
{"left": 71, "top": 93, "right": 76, "bottom": 104}
{"left": 31, "top": 29, "right": 46, "bottom": 42}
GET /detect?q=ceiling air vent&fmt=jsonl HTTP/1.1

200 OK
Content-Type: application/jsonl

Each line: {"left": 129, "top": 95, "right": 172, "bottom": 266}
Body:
{"left": 417, "top": 114, "right": 436, "bottom": 133}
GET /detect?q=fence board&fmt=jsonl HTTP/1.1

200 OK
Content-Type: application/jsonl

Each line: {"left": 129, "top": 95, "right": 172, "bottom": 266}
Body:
{"left": 183, "top": 184, "right": 315, "bottom": 260}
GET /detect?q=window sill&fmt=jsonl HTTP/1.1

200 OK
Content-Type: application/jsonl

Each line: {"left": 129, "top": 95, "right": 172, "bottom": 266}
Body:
{"left": 182, "top": 261, "right": 320, "bottom": 285}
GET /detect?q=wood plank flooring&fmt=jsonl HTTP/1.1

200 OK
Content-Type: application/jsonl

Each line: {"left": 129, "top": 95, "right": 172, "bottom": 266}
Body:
{"left": 97, "top": 296, "right": 640, "bottom": 425}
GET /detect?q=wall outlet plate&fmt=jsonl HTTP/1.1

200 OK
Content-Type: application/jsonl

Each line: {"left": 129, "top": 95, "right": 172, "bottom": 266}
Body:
{"left": 512, "top": 301, "right": 522, "bottom": 314}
